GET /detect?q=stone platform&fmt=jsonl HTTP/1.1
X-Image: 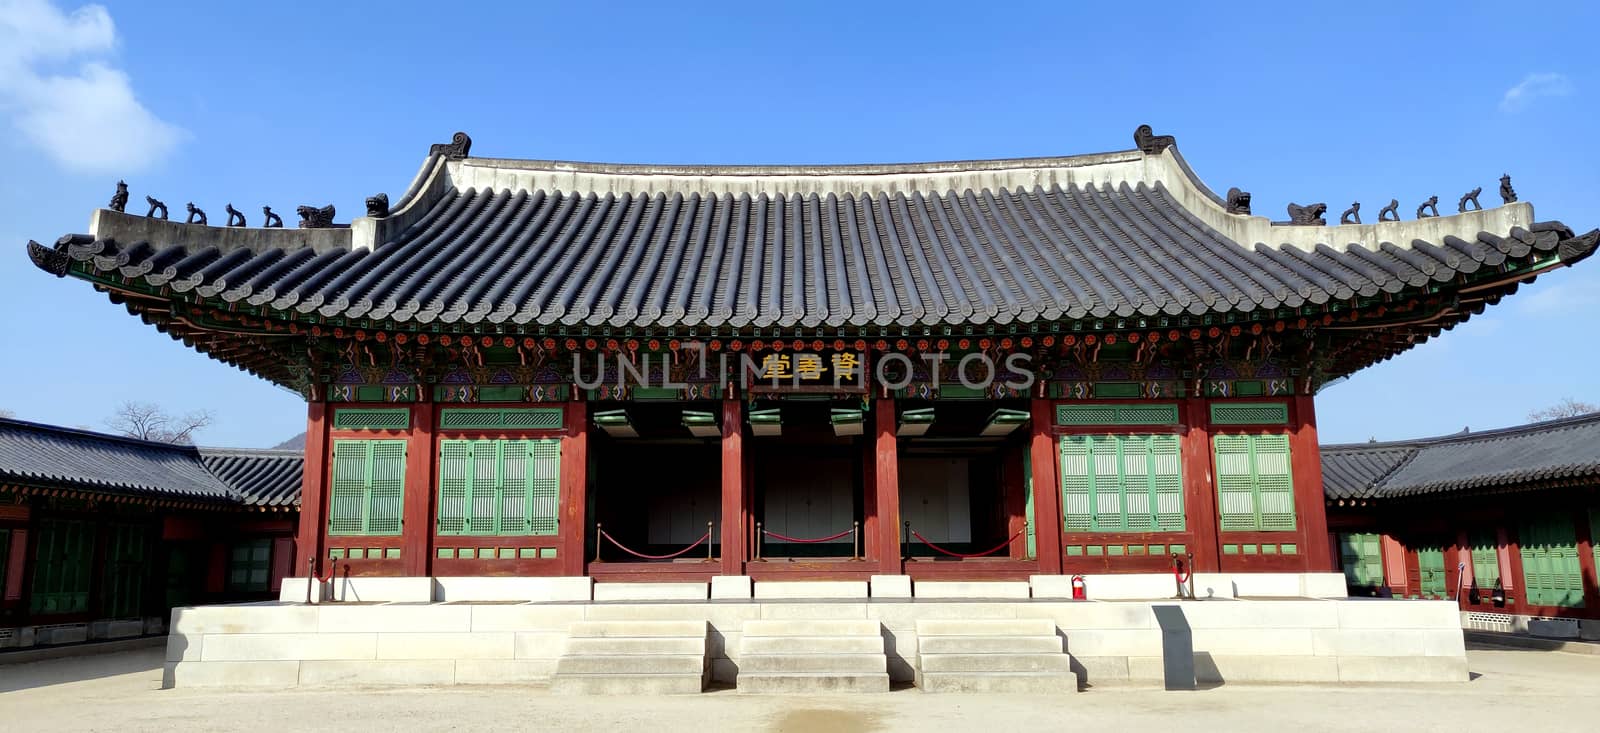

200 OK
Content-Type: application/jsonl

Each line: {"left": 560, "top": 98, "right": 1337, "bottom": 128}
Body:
{"left": 164, "top": 574, "right": 1466, "bottom": 691}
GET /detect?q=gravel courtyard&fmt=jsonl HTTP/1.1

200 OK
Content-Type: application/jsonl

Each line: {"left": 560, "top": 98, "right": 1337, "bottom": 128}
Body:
{"left": 2, "top": 645, "right": 1597, "bottom": 732}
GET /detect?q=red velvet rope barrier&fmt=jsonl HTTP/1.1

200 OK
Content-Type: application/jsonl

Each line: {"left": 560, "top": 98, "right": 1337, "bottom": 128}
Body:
{"left": 317, "top": 560, "right": 338, "bottom": 583}
{"left": 1174, "top": 563, "right": 1191, "bottom": 584}
{"left": 762, "top": 527, "right": 854, "bottom": 544}
{"left": 911, "top": 528, "right": 1026, "bottom": 559}
{"left": 599, "top": 529, "right": 711, "bottom": 560}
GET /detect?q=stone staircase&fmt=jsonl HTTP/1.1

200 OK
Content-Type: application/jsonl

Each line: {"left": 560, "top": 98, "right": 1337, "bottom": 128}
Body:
{"left": 915, "top": 619, "right": 1075, "bottom": 693}
{"left": 737, "top": 619, "right": 890, "bottom": 693}
{"left": 549, "top": 620, "right": 709, "bottom": 694}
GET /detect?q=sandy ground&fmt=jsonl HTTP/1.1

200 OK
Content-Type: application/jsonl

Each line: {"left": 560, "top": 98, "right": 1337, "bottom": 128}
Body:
{"left": 2, "top": 646, "right": 1598, "bottom": 732}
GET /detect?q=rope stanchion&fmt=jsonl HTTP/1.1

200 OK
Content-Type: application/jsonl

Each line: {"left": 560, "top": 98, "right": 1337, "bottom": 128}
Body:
{"left": 599, "top": 528, "right": 713, "bottom": 561}
{"left": 761, "top": 527, "right": 855, "bottom": 544}
{"left": 911, "top": 528, "right": 1027, "bottom": 559}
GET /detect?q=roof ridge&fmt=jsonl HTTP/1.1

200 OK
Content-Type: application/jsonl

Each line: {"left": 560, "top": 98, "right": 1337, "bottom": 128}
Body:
{"left": 1364, "top": 446, "right": 1425, "bottom": 496}
{"left": 0, "top": 416, "right": 203, "bottom": 455}
{"left": 1322, "top": 410, "right": 1600, "bottom": 451}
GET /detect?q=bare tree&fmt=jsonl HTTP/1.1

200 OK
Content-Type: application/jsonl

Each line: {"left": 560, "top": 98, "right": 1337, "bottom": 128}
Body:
{"left": 1528, "top": 397, "right": 1599, "bottom": 422}
{"left": 107, "top": 402, "right": 214, "bottom": 444}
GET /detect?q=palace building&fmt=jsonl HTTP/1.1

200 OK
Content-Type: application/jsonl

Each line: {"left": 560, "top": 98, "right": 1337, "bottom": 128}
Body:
{"left": 25, "top": 127, "right": 1598, "bottom": 590}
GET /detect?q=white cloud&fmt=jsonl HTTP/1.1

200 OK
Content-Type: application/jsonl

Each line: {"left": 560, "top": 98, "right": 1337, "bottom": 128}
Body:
{"left": 1515, "top": 282, "right": 1599, "bottom": 315}
{"left": 1499, "top": 72, "right": 1574, "bottom": 113}
{"left": 0, "top": 0, "right": 182, "bottom": 173}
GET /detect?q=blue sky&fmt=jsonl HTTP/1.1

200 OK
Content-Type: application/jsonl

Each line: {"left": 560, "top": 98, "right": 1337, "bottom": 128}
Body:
{"left": 1, "top": 1, "right": 1595, "bottom": 448}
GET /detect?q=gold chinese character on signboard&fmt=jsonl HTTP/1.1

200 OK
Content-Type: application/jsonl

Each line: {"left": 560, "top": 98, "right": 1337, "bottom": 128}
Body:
{"left": 760, "top": 354, "right": 792, "bottom": 379}
{"left": 831, "top": 352, "right": 860, "bottom": 380}
{"left": 794, "top": 354, "right": 824, "bottom": 379}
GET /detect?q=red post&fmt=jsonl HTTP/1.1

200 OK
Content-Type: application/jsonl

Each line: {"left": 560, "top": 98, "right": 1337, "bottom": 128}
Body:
{"left": 295, "top": 402, "right": 330, "bottom": 575}
{"left": 874, "top": 398, "right": 902, "bottom": 573}
{"left": 560, "top": 399, "right": 589, "bottom": 576}
{"left": 1575, "top": 506, "right": 1598, "bottom": 611}
{"left": 1181, "top": 398, "right": 1221, "bottom": 572}
{"left": 862, "top": 440, "right": 878, "bottom": 560}
{"left": 1004, "top": 442, "right": 1027, "bottom": 559}
{"left": 1290, "top": 395, "right": 1333, "bottom": 572}
{"left": 401, "top": 402, "right": 435, "bottom": 576}
{"left": 720, "top": 398, "right": 745, "bottom": 576}
{"left": 1028, "top": 398, "right": 1062, "bottom": 575}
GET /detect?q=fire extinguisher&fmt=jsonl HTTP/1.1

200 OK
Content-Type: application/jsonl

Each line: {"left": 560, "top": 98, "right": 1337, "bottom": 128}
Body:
{"left": 1071, "top": 574, "right": 1087, "bottom": 600}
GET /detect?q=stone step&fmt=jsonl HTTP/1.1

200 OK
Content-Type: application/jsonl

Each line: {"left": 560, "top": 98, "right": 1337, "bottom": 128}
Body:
{"left": 555, "top": 654, "right": 706, "bottom": 675}
{"left": 919, "top": 672, "right": 1075, "bottom": 694}
{"left": 741, "top": 620, "right": 882, "bottom": 637}
{"left": 918, "top": 635, "right": 1062, "bottom": 655}
{"left": 919, "top": 653, "right": 1073, "bottom": 673}
{"left": 564, "top": 636, "right": 707, "bottom": 655}
{"left": 739, "top": 635, "right": 887, "bottom": 655}
{"left": 738, "top": 654, "right": 887, "bottom": 674}
{"left": 915, "top": 619, "right": 1058, "bottom": 637}
{"left": 567, "top": 620, "right": 709, "bottom": 638}
{"left": 550, "top": 673, "right": 705, "bottom": 695}
{"left": 737, "top": 672, "right": 890, "bottom": 694}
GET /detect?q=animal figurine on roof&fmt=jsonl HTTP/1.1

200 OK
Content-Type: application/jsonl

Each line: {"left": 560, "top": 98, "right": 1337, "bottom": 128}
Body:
{"left": 1340, "top": 202, "right": 1361, "bottom": 225}
{"left": 365, "top": 193, "right": 390, "bottom": 218}
{"left": 226, "top": 203, "right": 246, "bottom": 227}
{"left": 297, "top": 204, "right": 336, "bottom": 229}
{"left": 262, "top": 206, "right": 283, "bottom": 228}
{"left": 109, "top": 181, "right": 129, "bottom": 212}
{"left": 1225, "top": 187, "right": 1251, "bottom": 215}
{"left": 1458, "top": 187, "right": 1482, "bottom": 213}
{"left": 1378, "top": 198, "right": 1400, "bottom": 222}
{"left": 186, "top": 202, "right": 207, "bottom": 225}
{"left": 1499, "top": 174, "right": 1517, "bottom": 204}
{"left": 1133, "top": 124, "right": 1176, "bottom": 155}
{"left": 1416, "top": 195, "right": 1439, "bottom": 219}
{"left": 1286, "top": 202, "right": 1327, "bottom": 226}
{"left": 145, "top": 196, "right": 168, "bottom": 220}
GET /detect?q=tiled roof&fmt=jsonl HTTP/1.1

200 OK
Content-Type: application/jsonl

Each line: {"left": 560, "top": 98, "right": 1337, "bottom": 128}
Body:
{"left": 197, "top": 448, "right": 303, "bottom": 507}
{"left": 0, "top": 418, "right": 301, "bottom": 508}
{"left": 1321, "top": 412, "right": 1600, "bottom": 500}
{"left": 28, "top": 134, "right": 1598, "bottom": 333}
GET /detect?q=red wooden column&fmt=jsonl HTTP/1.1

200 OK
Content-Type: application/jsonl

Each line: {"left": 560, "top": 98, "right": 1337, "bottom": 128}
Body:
{"left": 1004, "top": 442, "right": 1027, "bottom": 559}
{"left": 1180, "top": 398, "right": 1221, "bottom": 572}
{"left": 719, "top": 398, "right": 746, "bottom": 576}
{"left": 400, "top": 402, "right": 435, "bottom": 576}
{"left": 560, "top": 399, "right": 589, "bottom": 576}
{"left": 1028, "top": 398, "right": 1062, "bottom": 575}
{"left": 874, "top": 398, "right": 903, "bottom": 573}
{"left": 294, "top": 402, "right": 330, "bottom": 575}
{"left": 1575, "top": 506, "right": 1599, "bottom": 611}
{"left": 1289, "top": 395, "right": 1333, "bottom": 572}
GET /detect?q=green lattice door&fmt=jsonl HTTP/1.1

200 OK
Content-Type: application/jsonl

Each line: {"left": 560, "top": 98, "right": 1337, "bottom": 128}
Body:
{"left": 1212, "top": 433, "right": 1296, "bottom": 531}
{"left": 437, "top": 439, "right": 561, "bottom": 536}
{"left": 1416, "top": 546, "right": 1447, "bottom": 599}
{"left": 1338, "top": 533, "right": 1383, "bottom": 591}
{"left": 1468, "top": 530, "right": 1501, "bottom": 590}
{"left": 1519, "top": 513, "right": 1584, "bottom": 608}
{"left": 1059, "top": 433, "right": 1184, "bottom": 532}
{"left": 102, "top": 523, "right": 151, "bottom": 618}
{"left": 29, "top": 519, "right": 92, "bottom": 615}
{"left": 329, "top": 440, "right": 407, "bottom": 536}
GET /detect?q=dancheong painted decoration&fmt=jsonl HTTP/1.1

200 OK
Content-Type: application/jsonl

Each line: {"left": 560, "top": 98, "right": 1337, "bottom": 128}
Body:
{"left": 24, "top": 126, "right": 1598, "bottom": 587}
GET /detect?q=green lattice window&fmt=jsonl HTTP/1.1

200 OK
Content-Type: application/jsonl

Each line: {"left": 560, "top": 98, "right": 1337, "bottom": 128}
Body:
{"left": 1417, "top": 545, "right": 1448, "bottom": 599}
{"left": 1519, "top": 513, "right": 1584, "bottom": 608}
{"left": 1056, "top": 404, "right": 1179, "bottom": 426}
{"left": 1210, "top": 402, "right": 1290, "bottom": 425}
{"left": 228, "top": 539, "right": 272, "bottom": 593}
{"left": 1591, "top": 509, "right": 1600, "bottom": 586}
{"left": 1060, "top": 434, "right": 1184, "bottom": 532}
{"left": 29, "top": 519, "right": 92, "bottom": 615}
{"left": 1468, "top": 530, "right": 1500, "bottom": 588}
{"left": 1338, "top": 532, "right": 1383, "bottom": 590}
{"left": 1213, "top": 433, "right": 1296, "bottom": 531}
{"left": 0, "top": 528, "right": 8, "bottom": 599}
{"left": 439, "top": 408, "right": 564, "bottom": 431}
{"left": 328, "top": 440, "right": 407, "bottom": 536}
{"left": 437, "top": 439, "right": 561, "bottom": 536}
{"left": 332, "top": 407, "right": 410, "bottom": 430}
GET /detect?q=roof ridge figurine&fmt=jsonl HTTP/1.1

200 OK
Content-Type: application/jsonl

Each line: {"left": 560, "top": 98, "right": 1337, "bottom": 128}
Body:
{"left": 1286, "top": 202, "right": 1327, "bottom": 226}
{"left": 186, "top": 202, "right": 207, "bottom": 225}
{"left": 1378, "top": 198, "right": 1399, "bottom": 222}
{"left": 1340, "top": 202, "right": 1361, "bottom": 225}
{"left": 262, "top": 206, "right": 283, "bottom": 228}
{"left": 145, "top": 196, "right": 167, "bottom": 220}
{"left": 1458, "top": 187, "right": 1482, "bottom": 213}
{"left": 1133, "top": 124, "right": 1175, "bottom": 155}
{"left": 109, "top": 180, "right": 128, "bottom": 212}
{"left": 1225, "top": 187, "right": 1251, "bottom": 215}
{"left": 366, "top": 193, "right": 390, "bottom": 218}
{"left": 225, "top": 203, "right": 246, "bottom": 227}
{"left": 1500, "top": 174, "right": 1517, "bottom": 204}
{"left": 1416, "top": 195, "right": 1439, "bottom": 219}
{"left": 429, "top": 132, "right": 472, "bottom": 160}
{"left": 297, "top": 204, "right": 335, "bottom": 229}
